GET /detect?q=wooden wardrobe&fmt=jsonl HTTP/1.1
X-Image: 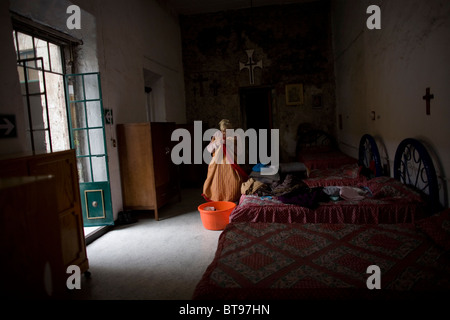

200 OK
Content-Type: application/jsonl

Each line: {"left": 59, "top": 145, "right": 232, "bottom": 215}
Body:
{"left": 0, "top": 150, "right": 89, "bottom": 298}
{"left": 117, "top": 122, "right": 181, "bottom": 220}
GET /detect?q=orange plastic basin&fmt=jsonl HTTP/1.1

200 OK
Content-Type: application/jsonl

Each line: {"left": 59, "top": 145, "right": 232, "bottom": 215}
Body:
{"left": 198, "top": 201, "right": 237, "bottom": 231}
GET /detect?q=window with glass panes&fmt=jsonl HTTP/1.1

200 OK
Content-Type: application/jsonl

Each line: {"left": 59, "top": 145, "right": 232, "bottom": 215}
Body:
{"left": 13, "top": 29, "right": 70, "bottom": 152}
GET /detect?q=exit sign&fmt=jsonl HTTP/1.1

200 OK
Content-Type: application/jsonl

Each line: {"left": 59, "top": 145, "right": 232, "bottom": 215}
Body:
{"left": 0, "top": 114, "right": 17, "bottom": 138}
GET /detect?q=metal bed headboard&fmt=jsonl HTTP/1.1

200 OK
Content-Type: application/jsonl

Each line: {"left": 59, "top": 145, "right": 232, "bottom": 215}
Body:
{"left": 358, "top": 134, "right": 383, "bottom": 177}
{"left": 394, "top": 138, "right": 441, "bottom": 214}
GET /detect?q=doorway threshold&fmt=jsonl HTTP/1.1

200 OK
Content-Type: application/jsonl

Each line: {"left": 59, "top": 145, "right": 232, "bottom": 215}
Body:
{"left": 84, "top": 226, "right": 112, "bottom": 245}
{"left": 84, "top": 226, "right": 101, "bottom": 237}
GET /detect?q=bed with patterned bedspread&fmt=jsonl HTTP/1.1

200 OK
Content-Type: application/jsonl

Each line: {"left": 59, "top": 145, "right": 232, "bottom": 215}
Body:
{"left": 304, "top": 163, "right": 369, "bottom": 188}
{"left": 230, "top": 138, "right": 441, "bottom": 224}
{"left": 230, "top": 176, "right": 428, "bottom": 224}
{"left": 193, "top": 209, "right": 450, "bottom": 300}
{"left": 301, "top": 133, "right": 383, "bottom": 188}
{"left": 295, "top": 127, "right": 357, "bottom": 170}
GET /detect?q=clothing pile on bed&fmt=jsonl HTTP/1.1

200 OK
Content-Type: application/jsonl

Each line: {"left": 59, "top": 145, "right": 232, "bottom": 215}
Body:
{"left": 242, "top": 172, "right": 374, "bottom": 210}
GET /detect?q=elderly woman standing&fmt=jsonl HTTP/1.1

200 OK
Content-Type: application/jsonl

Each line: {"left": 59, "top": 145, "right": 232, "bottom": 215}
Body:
{"left": 202, "top": 119, "right": 248, "bottom": 202}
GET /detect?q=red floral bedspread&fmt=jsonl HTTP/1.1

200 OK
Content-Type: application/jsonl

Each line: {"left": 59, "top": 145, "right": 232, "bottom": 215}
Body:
{"left": 304, "top": 163, "right": 366, "bottom": 187}
{"left": 193, "top": 217, "right": 450, "bottom": 300}
{"left": 298, "top": 150, "right": 357, "bottom": 170}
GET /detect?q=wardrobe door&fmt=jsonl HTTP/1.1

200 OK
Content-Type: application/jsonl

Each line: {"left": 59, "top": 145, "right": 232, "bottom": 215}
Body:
{"left": 0, "top": 176, "right": 66, "bottom": 299}
{"left": 28, "top": 151, "right": 89, "bottom": 274}
{"left": 117, "top": 123, "right": 157, "bottom": 210}
{"left": 0, "top": 151, "right": 89, "bottom": 276}
{"left": 151, "top": 122, "right": 179, "bottom": 207}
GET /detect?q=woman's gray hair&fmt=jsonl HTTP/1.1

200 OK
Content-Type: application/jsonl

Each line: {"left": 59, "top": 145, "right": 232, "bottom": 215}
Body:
{"left": 219, "top": 119, "right": 233, "bottom": 131}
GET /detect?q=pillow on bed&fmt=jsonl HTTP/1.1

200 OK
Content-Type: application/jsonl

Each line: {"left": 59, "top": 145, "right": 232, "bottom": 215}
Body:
{"left": 343, "top": 163, "right": 361, "bottom": 178}
{"left": 364, "top": 176, "right": 423, "bottom": 202}
{"left": 307, "top": 163, "right": 360, "bottom": 180}
{"left": 416, "top": 208, "right": 450, "bottom": 251}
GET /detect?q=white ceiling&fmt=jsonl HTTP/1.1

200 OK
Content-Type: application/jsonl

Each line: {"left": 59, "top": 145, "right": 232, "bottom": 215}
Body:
{"left": 167, "top": 0, "right": 317, "bottom": 15}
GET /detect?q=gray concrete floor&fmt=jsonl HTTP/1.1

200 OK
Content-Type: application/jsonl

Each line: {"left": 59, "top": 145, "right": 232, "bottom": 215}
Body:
{"left": 69, "top": 187, "right": 222, "bottom": 300}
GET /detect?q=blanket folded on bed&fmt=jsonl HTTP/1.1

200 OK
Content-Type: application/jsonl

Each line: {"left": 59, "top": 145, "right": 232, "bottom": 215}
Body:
{"left": 244, "top": 174, "right": 329, "bottom": 209}
{"left": 243, "top": 174, "right": 381, "bottom": 210}
{"left": 254, "top": 173, "right": 309, "bottom": 197}
{"left": 277, "top": 187, "right": 327, "bottom": 209}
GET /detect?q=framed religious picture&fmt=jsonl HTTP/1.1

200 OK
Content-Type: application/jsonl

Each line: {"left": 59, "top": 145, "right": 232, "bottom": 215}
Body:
{"left": 285, "top": 84, "right": 303, "bottom": 105}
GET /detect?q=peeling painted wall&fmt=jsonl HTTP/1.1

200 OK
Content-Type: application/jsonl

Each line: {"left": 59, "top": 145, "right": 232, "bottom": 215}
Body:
{"left": 180, "top": 0, "right": 336, "bottom": 161}
{"left": 332, "top": 0, "right": 450, "bottom": 207}
{"left": 2, "top": 0, "right": 186, "bottom": 220}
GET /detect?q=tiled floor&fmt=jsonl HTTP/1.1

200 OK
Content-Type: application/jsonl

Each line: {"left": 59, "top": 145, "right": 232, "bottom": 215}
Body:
{"left": 69, "top": 187, "right": 222, "bottom": 300}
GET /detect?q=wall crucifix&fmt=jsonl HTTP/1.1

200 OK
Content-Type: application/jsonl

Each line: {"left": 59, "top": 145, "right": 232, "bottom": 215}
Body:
{"left": 239, "top": 49, "right": 262, "bottom": 85}
{"left": 423, "top": 87, "right": 434, "bottom": 115}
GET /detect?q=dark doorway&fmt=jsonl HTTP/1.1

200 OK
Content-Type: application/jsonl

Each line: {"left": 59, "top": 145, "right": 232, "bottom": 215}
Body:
{"left": 240, "top": 86, "right": 273, "bottom": 163}
{"left": 240, "top": 86, "right": 273, "bottom": 131}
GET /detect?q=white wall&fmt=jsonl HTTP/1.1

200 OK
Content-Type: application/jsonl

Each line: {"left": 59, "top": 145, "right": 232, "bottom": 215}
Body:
{"left": 85, "top": 0, "right": 186, "bottom": 125}
{"left": 0, "top": 0, "right": 27, "bottom": 154}
{"left": 332, "top": 0, "right": 450, "bottom": 207}
{"left": 1, "top": 0, "right": 187, "bottom": 220}
{"left": 82, "top": 0, "right": 186, "bottom": 219}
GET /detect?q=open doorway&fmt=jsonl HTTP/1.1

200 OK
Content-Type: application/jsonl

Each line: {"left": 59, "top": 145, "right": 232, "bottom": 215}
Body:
{"left": 240, "top": 86, "right": 273, "bottom": 131}
{"left": 143, "top": 68, "right": 164, "bottom": 122}
{"left": 240, "top": 86, "right": 273, "bottom": 163}
{"left": 13, "top": 25, "right": 113, "bottom": 239}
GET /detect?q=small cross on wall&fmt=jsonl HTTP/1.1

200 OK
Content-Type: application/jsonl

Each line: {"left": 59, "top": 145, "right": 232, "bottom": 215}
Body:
{"left": 423, "top": 87, "right": 434, "bottom": 116}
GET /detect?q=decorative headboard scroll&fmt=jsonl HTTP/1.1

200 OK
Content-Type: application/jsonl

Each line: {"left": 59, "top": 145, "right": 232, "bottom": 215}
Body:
{"left": 394, "top": 138, "right": 440, "bottom": 214}
{"left": 358, "top": 134, "right": 383, "bottom": 177}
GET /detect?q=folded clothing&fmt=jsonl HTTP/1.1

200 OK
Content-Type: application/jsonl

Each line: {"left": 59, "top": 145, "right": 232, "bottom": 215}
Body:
{"left": 339, "top": 186, "right": 367, "bottom": 201}
{"left": 323, "top": 186, "right": 341, "bottom": 197}
{"left": 249, "top": 170, "right": 280, "bottom": 184}
{"left": 277, "top": 187, "right": 326, "bottom": 210}
{"left": 323, "top": 186, "right": 369, "bottom": 201}
{"left": 241, "top": 178, "right": 265, "bottom": 195}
